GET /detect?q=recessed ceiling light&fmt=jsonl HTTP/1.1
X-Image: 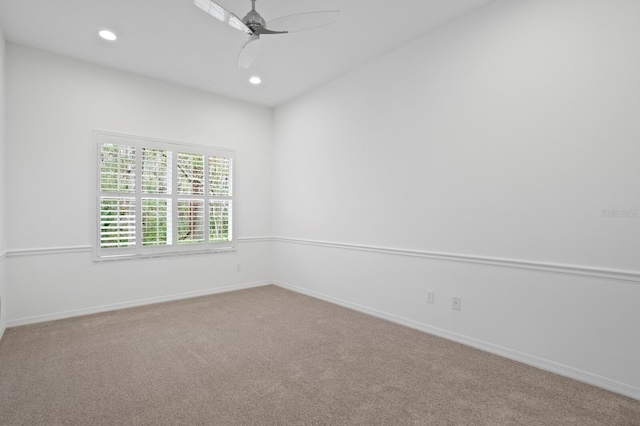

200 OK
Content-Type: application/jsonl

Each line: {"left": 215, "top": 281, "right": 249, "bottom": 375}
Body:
{"left": 249, "top": 76, "right": 262, "bottom": 85}
{"left": 98, "top": 30, "right": 117, "bottom": 41}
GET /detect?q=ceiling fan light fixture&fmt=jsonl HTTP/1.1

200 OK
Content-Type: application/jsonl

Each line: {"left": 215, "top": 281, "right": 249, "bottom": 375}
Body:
{"left": 98, "top": 30, "right": 117, "bottom": 41}
{"left": 249, "top": 76, "right": 262, "bottom": 85}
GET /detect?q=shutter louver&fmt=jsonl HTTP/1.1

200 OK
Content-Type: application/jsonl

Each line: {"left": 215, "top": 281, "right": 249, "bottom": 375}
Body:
{"left": 209, "top": 201, "right": 232, "bottom": 242}
{"left": 177, "top": 152, "right": 204, "bottom": 195}
{"left": 178, "top": 200, "right": 205, "bottom": 244}
{"left": 142, "top": 199, "right": 171, "bottom": 246}
{"left": 142, "top": 148, "right": 171, "bottom": 194}
{"left": 100, "top": 144, "right": 136, "bottom": 193}
{"left": 100, "top": 197, "right": 136, "bottom": 248}
{"left": 209, "top": 156, "right": 233, "bottom": 197}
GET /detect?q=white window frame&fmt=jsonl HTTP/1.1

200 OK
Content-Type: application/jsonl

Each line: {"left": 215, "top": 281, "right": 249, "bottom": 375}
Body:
{"left": 94, "top": 131, "right": 235, "bottom": 261}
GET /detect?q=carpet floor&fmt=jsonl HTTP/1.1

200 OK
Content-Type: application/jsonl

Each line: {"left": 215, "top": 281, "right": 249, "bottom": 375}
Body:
{"left": 0, "top": 285, "right": 638, "bottom": 425}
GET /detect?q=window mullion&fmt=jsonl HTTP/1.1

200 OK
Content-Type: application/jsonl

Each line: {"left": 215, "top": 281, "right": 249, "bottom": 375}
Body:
{"left": 135, "top": 145, "right": 142, "bottom": 251}
{"left": 171, "top": 150, "right": 178, "bottom": 247}
{"left": 204, "top": 154, "right": 210, "bottom": 244}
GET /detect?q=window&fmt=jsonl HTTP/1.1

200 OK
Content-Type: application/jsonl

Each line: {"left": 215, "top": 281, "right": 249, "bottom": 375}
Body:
{"left": 95, "top": 132, "right": 234, "bottom": 260}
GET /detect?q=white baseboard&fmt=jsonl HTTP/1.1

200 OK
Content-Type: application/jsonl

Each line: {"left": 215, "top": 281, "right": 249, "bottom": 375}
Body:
{"left": 7, "top": 280, "right": 272, "bottom": 328}
{"left": 274, "top": 280, "right": 640, "bottom": 401}
{"left": 0, "top": 322, "right": 5, "bottom": 341}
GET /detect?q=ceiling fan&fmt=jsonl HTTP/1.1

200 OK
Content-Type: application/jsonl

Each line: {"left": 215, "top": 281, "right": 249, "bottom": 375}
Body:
{"left": 194, "top": 0, "right": 339, "bottom": 68}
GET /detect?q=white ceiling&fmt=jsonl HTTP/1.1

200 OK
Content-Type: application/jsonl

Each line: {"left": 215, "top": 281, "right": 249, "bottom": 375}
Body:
{"left": 0, "top": 0, "right": 496, "bottom": 107}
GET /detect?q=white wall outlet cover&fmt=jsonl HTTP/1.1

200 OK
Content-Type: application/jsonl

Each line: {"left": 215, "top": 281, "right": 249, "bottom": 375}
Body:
{"left": 452, "top": 297, "right": 461, "bottom": 310}
{"left": 427, "top": 290, "right": 435, "bottom": 304}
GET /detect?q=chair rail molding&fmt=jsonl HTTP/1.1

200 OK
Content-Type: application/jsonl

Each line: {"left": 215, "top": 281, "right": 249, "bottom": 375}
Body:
{"left": 5, "top": 237, "right": 274, "bottom": 258}
{"left": 6, "top": 238, "right": 639, "bottom": 283}
{"left": 273, "top": 237, "right": 640, "bottom": 283}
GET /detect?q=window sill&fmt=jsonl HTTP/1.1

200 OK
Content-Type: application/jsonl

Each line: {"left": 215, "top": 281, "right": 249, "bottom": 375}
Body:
{"left": 93, "top": 246, "right": 236, "bottom": 262}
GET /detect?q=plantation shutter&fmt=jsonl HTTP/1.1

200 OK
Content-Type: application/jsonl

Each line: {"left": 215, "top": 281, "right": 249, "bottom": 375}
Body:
{"left": 95, "top": 132, "right": 235, "bottom": 260}
{"left": 208, "top": 155, "right": 233, "bottom": 243}
{"left": 140, "top": 148, "right": 173, "bottom": 252}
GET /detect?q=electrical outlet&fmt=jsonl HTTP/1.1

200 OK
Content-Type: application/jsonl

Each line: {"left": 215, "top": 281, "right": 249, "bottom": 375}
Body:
{"left": 452, "top": 297, "right": 461, "bottom": 311}
{"left": 426, "top": 290, "right": 434, "bottom": 304}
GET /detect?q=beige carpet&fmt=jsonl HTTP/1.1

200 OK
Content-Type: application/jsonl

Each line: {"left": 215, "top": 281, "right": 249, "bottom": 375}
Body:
{"left": 0, "top": 285, "right": 638, "bottom": 425}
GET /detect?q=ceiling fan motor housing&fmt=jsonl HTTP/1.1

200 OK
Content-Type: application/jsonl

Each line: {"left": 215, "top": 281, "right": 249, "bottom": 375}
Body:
{"left": 243, "top": 9, "right": 265, "bottom": 33}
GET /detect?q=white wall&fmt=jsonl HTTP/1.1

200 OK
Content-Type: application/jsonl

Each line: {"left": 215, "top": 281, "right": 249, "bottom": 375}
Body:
{"left": 0, "top": 25, "right": 7, "bottom": 337}
{"left": 272, "top": 0, "right": 640, "bottom": 398}
{"left": 6, "top": 44, "right": 273, "bottom": 324}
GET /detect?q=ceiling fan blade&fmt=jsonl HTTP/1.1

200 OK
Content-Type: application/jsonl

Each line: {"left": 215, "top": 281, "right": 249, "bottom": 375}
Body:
{"left": 194, "top": 0, "right": 252, "bottom": 35}
{"left": 255, "top": 27, "right": 288, "bottom": 36}
{"left": 266, "top": 11, "right": 339, "bottom": 33}
{"left": 238, "top": 35, "right": 261, "bottom": 68}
